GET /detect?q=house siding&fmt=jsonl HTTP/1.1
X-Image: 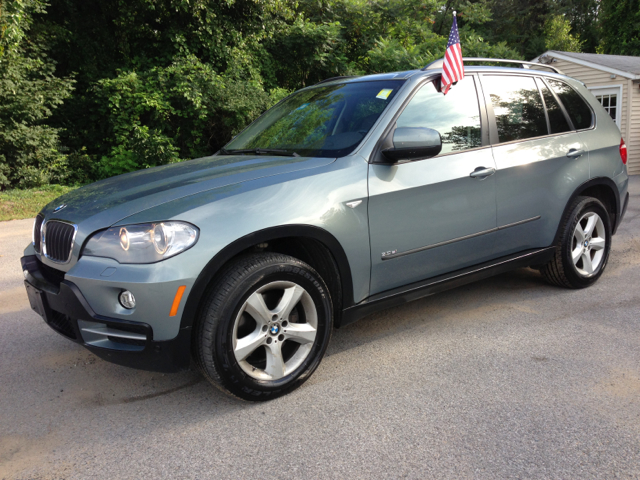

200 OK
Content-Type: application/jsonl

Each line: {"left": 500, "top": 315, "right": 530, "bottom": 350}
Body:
{"left": 628, "top": 80, "right": 640, "bottom": 175}
{"left": 547, "top": 58, "right": 639, "bottom": 175}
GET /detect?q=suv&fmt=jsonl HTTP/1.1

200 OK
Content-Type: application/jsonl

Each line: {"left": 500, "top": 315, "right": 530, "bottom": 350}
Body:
{"left": 22, "top": 58, "right": 629, "bottom": 400}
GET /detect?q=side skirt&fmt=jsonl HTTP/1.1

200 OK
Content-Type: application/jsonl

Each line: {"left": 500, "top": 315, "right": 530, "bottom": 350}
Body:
{"left": 339, "top": 247, "right": 556, "bottom": 328}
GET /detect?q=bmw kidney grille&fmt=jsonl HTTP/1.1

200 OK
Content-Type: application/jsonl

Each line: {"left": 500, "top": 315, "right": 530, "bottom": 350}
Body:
{"left": 42, "top": 220, "right": 77, "bottom": 263}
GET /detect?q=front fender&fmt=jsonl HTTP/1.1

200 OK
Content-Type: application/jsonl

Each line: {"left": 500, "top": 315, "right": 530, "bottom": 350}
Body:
{"left": 118, "top": 155, "right": 371, "bottom": 332}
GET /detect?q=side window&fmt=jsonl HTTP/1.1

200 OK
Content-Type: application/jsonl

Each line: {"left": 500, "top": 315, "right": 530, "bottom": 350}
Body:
{"left": 483, "top": 75, "right": 548, "bottom": 143}
{"left": 537, "top": 79, "right": 571, "bottom": 134}
{"left": 396, "top": 76, "right": 481, "bottom": 155}
{"left": 547, "top": 79, "right": 593, "bottom": 130}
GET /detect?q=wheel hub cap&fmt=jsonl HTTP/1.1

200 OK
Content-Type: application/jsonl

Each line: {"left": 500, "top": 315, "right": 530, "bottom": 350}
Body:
{"left": 572, "top": 211, "right": 605, "bottom": 277}
{"left": 232, "top": 281, "right": 319, "bottom": 381}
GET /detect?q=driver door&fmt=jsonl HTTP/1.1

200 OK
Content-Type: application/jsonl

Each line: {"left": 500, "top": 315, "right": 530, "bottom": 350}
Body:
{"left": 368, "top": 75, "right": 498, "bottom": 295}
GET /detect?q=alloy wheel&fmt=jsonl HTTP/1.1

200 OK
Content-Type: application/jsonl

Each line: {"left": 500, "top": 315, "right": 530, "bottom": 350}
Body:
{"left": 571, "top": 211, "right": 606, "bottom": 277}
{"left": 232, "top": 281, "right": 318, "bottom": 380}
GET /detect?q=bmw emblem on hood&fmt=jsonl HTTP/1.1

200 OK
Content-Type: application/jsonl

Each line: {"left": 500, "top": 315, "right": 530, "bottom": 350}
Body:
{"left": 53, "top": 204, "right": 67, "bottom": 213}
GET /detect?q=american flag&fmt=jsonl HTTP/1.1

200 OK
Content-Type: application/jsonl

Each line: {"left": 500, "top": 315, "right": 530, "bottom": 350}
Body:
{"left": 442, "top": 12, "right": 464, "bottom": 95}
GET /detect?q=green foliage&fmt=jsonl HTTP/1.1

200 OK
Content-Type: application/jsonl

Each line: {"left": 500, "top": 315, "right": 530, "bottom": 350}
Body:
{"left": 0, "top": 0, "right": 74, "bottom": 189}
{"left": 1, "top": 0, "right": 634, "bottom": 187}
{"left": 266, "top": 19, "right": 351, "bottom": 88}
{"left": 599, "top": 0, "right": 640, "bottom": 56}
{"left": 553, "top": 0, "right": 599, "bottom": 53}
{"left": 0, "top": 0, "right": 46, "bottom": 59}
{"left": 544, "top": 14, "right": 583, "bottom": 52}
{"left": 93, "top": 54, "right": 279, "bottom": 177}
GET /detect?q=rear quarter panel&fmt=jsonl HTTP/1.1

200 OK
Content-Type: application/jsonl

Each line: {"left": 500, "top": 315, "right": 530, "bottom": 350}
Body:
{"left": 567, "top": 78, "right": 629, "bottom": 199}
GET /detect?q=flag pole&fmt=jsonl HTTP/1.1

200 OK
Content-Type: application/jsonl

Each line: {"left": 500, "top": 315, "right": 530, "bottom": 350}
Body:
{"left": 441, "top": 9, "right": 464, "bottom": 95}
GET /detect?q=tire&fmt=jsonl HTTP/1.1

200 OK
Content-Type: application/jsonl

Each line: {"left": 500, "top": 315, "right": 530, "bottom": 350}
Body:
{"left": 194, "top": 253, "right": 333, "bottom": 401}
{"left": 541, "top": 196, "right": 612, "bottom": 288}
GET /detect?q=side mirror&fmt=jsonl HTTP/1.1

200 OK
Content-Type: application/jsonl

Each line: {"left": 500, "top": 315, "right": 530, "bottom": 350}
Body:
{"left": 381, "top": 127, "right": 442, "bottom": 162}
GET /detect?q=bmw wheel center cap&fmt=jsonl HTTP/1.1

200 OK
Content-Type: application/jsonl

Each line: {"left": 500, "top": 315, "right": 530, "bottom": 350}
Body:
{"left": 270, "top": 324, "right": 280, "bottom": 335}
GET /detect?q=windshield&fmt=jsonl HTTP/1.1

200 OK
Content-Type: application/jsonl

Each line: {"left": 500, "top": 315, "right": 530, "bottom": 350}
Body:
{"left": 223, "top": 80, "right": 404, "bottom": 158}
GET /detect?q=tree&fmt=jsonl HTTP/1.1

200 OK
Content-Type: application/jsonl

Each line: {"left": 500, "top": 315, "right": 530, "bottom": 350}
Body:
{"left": 553, "top": 0, "right": 599, "bottom": 53}
{"left": 0, "top": 0, "right": 75, "bottom": 189}
{"left": 544, "top": 14, "right": 583, "bottom": 52}
{"left": 599, "top": 0, "right": 640, "bottom": 56}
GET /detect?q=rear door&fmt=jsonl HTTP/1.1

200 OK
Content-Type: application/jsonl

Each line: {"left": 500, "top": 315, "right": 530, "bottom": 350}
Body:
{"left": 367, "top": 75, "right": 498, "bottom": 295}
{"left": 481, "top": 74, "right": 590, "bottom": 255}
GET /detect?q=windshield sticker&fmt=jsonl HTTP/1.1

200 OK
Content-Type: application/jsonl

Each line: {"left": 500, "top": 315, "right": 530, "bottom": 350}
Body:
{"left": 376, "top": 89, "right": 393, "bottom": 100}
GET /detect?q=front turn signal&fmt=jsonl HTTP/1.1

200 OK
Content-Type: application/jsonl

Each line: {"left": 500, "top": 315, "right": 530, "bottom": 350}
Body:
{"left": 169, "top": 286, "right": 187, "bottom": 317}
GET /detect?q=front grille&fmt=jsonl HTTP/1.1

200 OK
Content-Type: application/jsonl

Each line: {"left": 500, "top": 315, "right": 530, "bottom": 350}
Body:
{"left": 43, "top": 221, "right": 76, "bottom": 263}
{"left": 33, "top": 215, "right": 44, "bottom": 253}
{"left": 49, "top": 310, "right": 77, "bottom": 339}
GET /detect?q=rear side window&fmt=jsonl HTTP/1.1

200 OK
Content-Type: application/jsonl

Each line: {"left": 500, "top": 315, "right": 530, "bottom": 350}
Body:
{"left": 547, "top": 79, "right": 593, "bottom": 130}
{"left": 537, "top": 80, "right": 571, "bottom": 134}
{"left": 396, "top": 76, "right": 481, "bottom": 155}
{"left": 483, "top": 75, "right": 548, "bottom": 143}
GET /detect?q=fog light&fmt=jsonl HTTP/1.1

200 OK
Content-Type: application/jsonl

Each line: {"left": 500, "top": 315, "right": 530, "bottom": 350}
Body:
{"left": 119, "top": 290, "right": 136, "bottom": 309}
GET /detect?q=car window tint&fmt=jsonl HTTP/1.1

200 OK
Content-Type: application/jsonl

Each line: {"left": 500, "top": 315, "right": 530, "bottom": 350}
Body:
{"left": 537, "top": 80, "right": 571, "bottom": 134}
{"left": 483, "top": 75, "right": 548, "bottom": 143}
{"left": 396, "top": 76, "right": 481, "bottom": 155}
{"left": 547, "top": 79, "right": 592, "bottom": 130}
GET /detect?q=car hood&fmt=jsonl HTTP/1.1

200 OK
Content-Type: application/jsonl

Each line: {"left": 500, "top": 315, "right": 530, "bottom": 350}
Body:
{"left": 41, "top": 154, "right": 335, "bottom": 231}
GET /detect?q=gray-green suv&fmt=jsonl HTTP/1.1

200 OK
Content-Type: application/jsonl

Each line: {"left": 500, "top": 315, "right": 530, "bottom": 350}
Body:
{"left": 22, "top": 59, "right": 630, "bottom": 400}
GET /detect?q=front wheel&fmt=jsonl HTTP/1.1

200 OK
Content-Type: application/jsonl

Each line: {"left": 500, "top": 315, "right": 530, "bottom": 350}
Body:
{"left": 194, "top": 253, "right": 333, "bottom": 401}
{"left": 541, "top": 196, "right": 611, "bottom": 288}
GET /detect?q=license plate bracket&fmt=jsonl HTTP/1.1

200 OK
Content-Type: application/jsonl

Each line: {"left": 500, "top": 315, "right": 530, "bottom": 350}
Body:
{"left": 25, "top": 281, "right": 49, "bottom": 319}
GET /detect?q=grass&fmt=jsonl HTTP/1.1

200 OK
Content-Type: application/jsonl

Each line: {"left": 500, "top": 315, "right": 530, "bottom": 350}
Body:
{"left": 0, "top": 185, "right": 78, "bottom": 222}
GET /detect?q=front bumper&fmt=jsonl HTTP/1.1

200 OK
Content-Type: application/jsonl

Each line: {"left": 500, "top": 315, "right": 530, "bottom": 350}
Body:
{"left": 21, "top": 255, "right": 191, "bottom": 372}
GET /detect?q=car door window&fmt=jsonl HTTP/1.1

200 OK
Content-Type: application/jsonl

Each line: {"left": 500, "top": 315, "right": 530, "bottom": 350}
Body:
{"left": 537, "top": 80, "right": 571, "bottom": 134}
{"left": 396, "top": 76, "right": 481, "bottom": 155}
{"left": 547, "top": 79, "right": 593, "bottom": 130}
{"left": 483, "top": 75, "right": 548, "bottom": 143}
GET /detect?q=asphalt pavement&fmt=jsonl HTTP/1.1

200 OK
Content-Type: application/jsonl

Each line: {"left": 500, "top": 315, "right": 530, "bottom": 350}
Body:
{"left": 1, "top": 177, "right": 639, "bottom": 479}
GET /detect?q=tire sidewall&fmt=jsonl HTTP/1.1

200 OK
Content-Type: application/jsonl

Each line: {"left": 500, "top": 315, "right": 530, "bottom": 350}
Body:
{"left": 561, "top": 198, "right": 611, "bottom": 287}
{"left": 208, "top": 258, "right": 332, "bottom": 400}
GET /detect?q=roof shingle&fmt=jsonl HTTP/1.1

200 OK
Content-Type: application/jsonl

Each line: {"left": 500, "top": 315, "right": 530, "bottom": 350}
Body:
{"left": 545, "top": 51, "right": 640, "bottom": 75}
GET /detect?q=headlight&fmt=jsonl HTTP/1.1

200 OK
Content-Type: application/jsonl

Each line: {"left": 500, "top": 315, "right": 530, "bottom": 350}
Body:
{"left": 83, "top": 222, "right": 199, "bottom": 264}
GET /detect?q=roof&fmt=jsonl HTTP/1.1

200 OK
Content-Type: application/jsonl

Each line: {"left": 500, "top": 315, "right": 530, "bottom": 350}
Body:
{"left": 532, "top": 50, "right": 640, "bottom": 80}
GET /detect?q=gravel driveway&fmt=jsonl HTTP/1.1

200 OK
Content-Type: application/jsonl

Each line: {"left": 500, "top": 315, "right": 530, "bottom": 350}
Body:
{"left": 1, "top": 177, "right": 639, "bottom": 479}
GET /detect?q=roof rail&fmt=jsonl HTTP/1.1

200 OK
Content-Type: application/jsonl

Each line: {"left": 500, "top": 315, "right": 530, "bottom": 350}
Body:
{"left": 315, "top": 75, "right": 358, "bottom": 85}
{"left": 422, "top": 57, "right": 563, "bottom": 74}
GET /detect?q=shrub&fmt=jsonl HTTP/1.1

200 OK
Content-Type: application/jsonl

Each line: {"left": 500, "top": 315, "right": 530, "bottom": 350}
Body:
{"left": 94, "top": 55, "right": 284, "bottom": 177}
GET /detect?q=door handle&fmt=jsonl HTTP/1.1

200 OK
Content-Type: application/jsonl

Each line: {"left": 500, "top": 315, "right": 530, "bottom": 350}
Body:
{"left": 566, "top": 149, "right": 585, "bottom": 158}
{"left": 470, "top": 167, "right": 496, "bottom": 179}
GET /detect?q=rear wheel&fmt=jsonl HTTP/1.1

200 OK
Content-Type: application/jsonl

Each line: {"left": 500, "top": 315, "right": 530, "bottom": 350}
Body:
{"left": 194, "top": 253, "right": 333, "bottom": 401}
{"left": 541, "top": 196, "right": 611, "bottom": 288}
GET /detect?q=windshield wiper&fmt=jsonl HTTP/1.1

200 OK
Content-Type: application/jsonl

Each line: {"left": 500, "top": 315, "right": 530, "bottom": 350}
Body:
{"left": 219, "top": 148, "right": 300, "bottom": 157}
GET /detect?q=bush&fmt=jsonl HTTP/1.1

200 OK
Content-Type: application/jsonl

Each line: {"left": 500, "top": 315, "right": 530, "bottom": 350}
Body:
{"left": 0, "top": 0, "right": 74, "bottom": 190}
{"left": 94, "top": 55, "right": 286, "bottom": 177}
